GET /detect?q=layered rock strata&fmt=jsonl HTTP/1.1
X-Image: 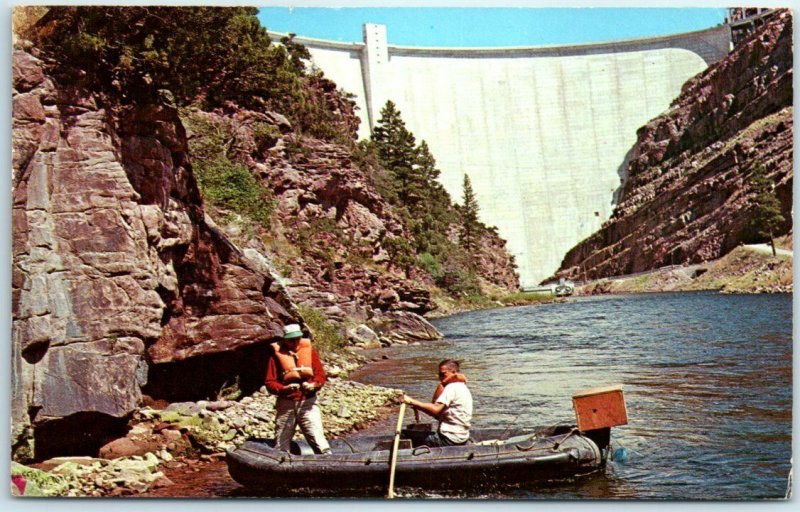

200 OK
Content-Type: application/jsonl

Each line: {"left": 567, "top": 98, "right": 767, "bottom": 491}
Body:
{"left": 553, "top": 10, "right": 793, "bottom": 281}
{"left": 12, "top": 48, "right": 298, "bottom": 459}
{"left": 187, "top": 107, "right": 518, "bottom": 340}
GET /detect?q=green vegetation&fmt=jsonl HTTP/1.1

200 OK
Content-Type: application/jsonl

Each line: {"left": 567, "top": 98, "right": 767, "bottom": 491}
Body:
{"left": 748, "top": 163, "right": 786, "bottom": 256}
{"left": 428, "top": 288, "right": 556, "bottom": 318}
{"left": 297, "top": 304, "right": 347, "bottom": 355}
{"left": 183, "top": 112, "right": 275, "bottom": 227}
{"left": 367, "top": 100, "right": 502, "bottom": 297}
{"left": 28, "top": 6, "right": 354, "bottom": 143}
{"left": 11, "top": 462, "right": 68, "bottom": 496}
{"left": 498, "top": 291, "right": 556, "bottom": 306}
{"left": 196, "top": 159, "right": 273, "bottom": 224}
{"left": 459, "top": 174, "right": 481, "bottom": 252}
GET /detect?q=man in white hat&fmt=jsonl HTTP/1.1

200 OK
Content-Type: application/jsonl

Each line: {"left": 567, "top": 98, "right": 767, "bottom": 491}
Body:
{"left": 265, "top": 323, "right": 331, "bottom": 454}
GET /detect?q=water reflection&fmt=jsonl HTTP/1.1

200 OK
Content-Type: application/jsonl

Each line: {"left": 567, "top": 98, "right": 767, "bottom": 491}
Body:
{"left": 352, "top": 291, "right": 792, "bottom": 499}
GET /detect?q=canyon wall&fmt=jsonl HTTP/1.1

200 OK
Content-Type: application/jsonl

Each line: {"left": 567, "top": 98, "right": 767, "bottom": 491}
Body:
{"left": 11, "top": 47, "right": 310, "bottom": 458}
{"left": 553, "top": 11, "right": 792, "bottom": 281}
{"left": 281, "top": 24, "right": 732, "bottom": 286}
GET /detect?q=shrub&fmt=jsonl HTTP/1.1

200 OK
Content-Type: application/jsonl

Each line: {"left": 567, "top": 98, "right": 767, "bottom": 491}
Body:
{"left": 439, "top": 265, "right": 481, "bottom": 296}
{"left": 251, "top": 122, "right": 281, "bottom": 152}
{"left": 417, "top": 252, "right": 442, "bottom": 279}
{"left": 297, "top": 305, "right": 346, "bottom": 355}
{"left": 194, "top": 156, "right": 274, "bottom": 225}
{"left": 183, "top": 111, "right": 275, "bottom": 227}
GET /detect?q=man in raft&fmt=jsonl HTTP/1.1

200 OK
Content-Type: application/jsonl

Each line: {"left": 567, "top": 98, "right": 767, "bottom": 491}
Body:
{"left": 402, "top": 359, "right": 473, "bottom": 447}
{"left": 266, "top": 323, "right": 331, "bottom": 454}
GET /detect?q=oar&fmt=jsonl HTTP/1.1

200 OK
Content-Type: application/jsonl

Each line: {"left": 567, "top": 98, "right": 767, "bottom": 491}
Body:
{"left": 387, "top": 401, "right": 407, "bottom": 499}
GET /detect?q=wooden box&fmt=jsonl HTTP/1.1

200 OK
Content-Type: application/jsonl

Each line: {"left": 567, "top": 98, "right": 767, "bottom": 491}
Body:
{"left": 572, "top": 384, "right": 628, "bottom": 431}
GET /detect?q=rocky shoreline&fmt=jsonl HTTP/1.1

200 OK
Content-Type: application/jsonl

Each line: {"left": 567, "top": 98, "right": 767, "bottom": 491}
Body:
{"left": 12, "top": 366, "right": 403, "bottom": 497}
{"left": 9, "top": 285, "right": 559, "bottom": 497}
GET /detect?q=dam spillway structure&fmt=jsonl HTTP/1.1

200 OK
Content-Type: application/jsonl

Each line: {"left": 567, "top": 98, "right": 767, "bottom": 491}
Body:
{"left": 272, "top": 23, "right": 732, "bottom": 288}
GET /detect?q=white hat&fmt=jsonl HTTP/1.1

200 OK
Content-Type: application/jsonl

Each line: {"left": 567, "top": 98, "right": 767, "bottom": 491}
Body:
{"left": 283, "top": 323, "right": 303, "bottom": 339}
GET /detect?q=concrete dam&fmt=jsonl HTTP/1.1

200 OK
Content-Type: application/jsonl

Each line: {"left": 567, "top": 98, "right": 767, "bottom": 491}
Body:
{"left": 274, "top": 24, "right": 732, "bottom": 287}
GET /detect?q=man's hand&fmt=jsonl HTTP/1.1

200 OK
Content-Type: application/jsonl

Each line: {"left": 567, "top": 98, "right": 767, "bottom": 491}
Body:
{"left": 284, "top": 383, "right": 301, "bottom": 392}
{"left": 402, "top": 394, "right": 414, "bottom": 406}
{"left": 301, "top": 382, "right": 316, "bottom": 392}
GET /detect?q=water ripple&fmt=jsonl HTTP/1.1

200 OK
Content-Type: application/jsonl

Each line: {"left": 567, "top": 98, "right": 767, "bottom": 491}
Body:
{"left": 354, "top": 291, "right": 792, "bottom": 499}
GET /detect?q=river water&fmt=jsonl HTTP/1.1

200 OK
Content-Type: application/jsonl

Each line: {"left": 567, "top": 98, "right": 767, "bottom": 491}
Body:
{"left": 146, "top": 291, "right": 792, "bottom": 500}
{"left": 352, "top": 291, "right": 793, "bottom": 499}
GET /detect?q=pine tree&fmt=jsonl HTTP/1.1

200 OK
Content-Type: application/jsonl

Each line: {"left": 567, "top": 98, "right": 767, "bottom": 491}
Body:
{"left": 371, "top": 101, "right": 422, "bottom": 206}
{"left": 416, "top": 141, "right": 440, "bottom": 183}
{"left": 749, "top": 163, "right": 785, "bottom": 256}
{"left": 370, "top": 101, "right": 500, "bottom": 297}
{"left": 459, "top": 174, "right": 481, "bottom": 253}
{"left": 411, "top": 140, "right": 454, "bottom": 253}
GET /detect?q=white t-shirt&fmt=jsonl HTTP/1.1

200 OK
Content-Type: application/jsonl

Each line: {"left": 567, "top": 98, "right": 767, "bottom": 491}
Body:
{"left": 435, "top": 382, "right": 473, "bottom": 443}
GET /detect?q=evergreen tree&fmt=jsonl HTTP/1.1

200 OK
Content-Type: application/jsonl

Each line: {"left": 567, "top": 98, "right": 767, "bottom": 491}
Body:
{"left": 371, "top": 101, "right": 423, "bottom": 205}
{"left": 749, "top": 163, "right": 785, "bottom": 256}
{"left": 416, "top": 141, "right": 440, "bottom": 183}
{"left": 411, "top": 141, "right": 454, "bottom": 254}
{"left": 370, "top": 100, "right": 501, "bottom": 297}
{"left": 459, "top": 173, "right": 481, "bottom": 253}
{"left": 383, "top": 235, "right": 415, "bottom": 278}
{"left": 280, "top": 33, "right": 311, "bottom": 74}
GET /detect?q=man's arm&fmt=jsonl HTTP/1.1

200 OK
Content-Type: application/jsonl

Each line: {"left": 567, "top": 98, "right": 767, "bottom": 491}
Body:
{"left": 302, "top": 349, "right": 326, "bottom": 392}
{"left": 403, "top": 395, "right": 445, "bottom": 418}
{"left": 266, "top": 355, "right": 299, "bottom": 396}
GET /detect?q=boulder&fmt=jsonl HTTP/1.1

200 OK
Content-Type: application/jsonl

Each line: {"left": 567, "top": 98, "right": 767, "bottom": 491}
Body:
{"left": 368, "top": 311, "right": 443, "bottom": 344}
{"left": 347, "top": 324, "right": 379, "bottom": 345}
{"left": 98, "top": 437, "right": 162, "bottom": 460}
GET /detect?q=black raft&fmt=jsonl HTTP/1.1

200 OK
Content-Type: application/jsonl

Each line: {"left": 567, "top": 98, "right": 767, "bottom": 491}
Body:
{"left": 226, "top": 424, "right": 612, "bottom": 492}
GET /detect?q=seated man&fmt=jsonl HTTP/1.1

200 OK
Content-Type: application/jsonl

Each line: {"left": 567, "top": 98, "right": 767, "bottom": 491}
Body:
{"left": 402, "top": 359, "right": 473, "bottom": 447}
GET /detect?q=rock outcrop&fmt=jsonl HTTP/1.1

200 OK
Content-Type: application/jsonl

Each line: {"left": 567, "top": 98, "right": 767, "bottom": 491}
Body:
{"left": 12, "top": 48, "right": 298, "bottom": 460}
{"left": 553, "top": 10, "right": 792, "bottom": 281}
{"left": 184, "top": 107, "right": 517, "bottom": 339}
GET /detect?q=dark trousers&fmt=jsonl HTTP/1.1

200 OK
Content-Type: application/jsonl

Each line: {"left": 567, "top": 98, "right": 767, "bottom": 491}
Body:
{"left": 422, "top": 431, "right": 467, "bottom": 447}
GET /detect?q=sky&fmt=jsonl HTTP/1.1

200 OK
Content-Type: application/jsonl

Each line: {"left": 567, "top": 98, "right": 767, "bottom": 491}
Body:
{"left": 257, "top": 7, "right": 729, "bottom": 47}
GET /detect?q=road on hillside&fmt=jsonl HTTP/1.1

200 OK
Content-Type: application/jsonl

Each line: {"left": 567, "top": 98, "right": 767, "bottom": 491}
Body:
{"left": 743, "top": 243, "right": 793, "bottom": 257}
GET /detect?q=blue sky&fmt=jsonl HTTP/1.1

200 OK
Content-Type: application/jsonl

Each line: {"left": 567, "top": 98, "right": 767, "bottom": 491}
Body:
{"left": 257, "top": 7, "right": 728, "bottom": 47}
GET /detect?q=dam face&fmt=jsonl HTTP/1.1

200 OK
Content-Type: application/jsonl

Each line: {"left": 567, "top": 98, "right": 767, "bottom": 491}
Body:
{"left": 282, "top": 25, "right": 731, "bottom": 287}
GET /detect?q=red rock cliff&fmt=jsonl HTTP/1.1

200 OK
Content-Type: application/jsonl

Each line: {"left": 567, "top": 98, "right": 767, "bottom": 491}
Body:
{"left": 11, "top": 47, "right": 304, "bottom": 459}
{"left": 553, "top": 11, "right": 792, "bottom": 282}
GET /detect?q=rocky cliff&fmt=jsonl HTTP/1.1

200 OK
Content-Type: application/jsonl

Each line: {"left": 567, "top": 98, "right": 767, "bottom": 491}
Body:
{"left": 12, "top": 38, "right": 519, "bottom": 460}
{"left": 553, "top": 11, "right": 793, "bottom": 281}
{"left": 11, "top": 46, "right": 313, "bottom": 459}
{"left": 185, "top": 107, "right": 519, "bottom": 330}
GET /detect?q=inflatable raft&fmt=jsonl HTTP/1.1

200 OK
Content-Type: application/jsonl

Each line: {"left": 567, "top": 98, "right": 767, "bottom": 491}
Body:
{"left": 226, "top": 424, "right": 611, "bottom": 492}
